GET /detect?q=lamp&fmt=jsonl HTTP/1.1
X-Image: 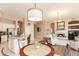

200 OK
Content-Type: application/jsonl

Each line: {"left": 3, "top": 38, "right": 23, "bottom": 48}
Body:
{"left": 27, "top": 3, "right": 43, "bottom": 21}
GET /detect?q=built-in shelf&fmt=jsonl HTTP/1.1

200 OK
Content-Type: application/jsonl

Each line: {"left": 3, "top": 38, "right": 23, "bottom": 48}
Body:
{"left": 68, "top": 29, "right": 79, "bottom": 31}
{"left": 68, "top": 25, "right": 79, "bottom": 29}
{"left": 68, "top": 20, "right": 79, "bottom": 30}
{"left": 68, "top": 20, "right": 79, "bottom": 24}
{"left": 68, "top": 24, "right": 79, "bottom": 26}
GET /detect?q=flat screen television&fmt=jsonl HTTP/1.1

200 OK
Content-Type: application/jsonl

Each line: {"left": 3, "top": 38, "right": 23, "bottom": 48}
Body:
{"left": 68, "top": 31, "right": 79, "bottom": 40}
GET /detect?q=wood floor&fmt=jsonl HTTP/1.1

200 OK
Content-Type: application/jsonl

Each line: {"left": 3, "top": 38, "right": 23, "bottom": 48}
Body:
{"left": 52, "top": 45, "right": 79, "bottom": 56}
{"left": 0, "top": 42, "right": 79, "bottom": 56}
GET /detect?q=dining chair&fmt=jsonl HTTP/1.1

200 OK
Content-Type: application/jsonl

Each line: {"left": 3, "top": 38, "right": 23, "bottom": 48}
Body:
{"left": 1, "top": 47, "right": 16, "bottom": 56}
{"left": 64, "top": 44, "right": 69, "bottom": 56}
{"left": 1, "top": 48, "right": 9, "bottom": 56}
{"left": 27, "top": 34, "right": 31, "bottom": 45}
{"left": 43, "top": 37, "right": 50, "bottom": 44}
{"left": 18, "top": 34, "right": 31, "bottom": 50}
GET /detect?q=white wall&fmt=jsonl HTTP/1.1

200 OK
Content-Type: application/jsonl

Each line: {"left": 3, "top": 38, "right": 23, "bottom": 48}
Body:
{"left": 0, "top": 18, "right": 15, "bottom": 31}
{"left": 34, "top": 18, "right": 79, "bottom": 40}
{"left": 34, "top": 19, "right": 69, "bottom": 39}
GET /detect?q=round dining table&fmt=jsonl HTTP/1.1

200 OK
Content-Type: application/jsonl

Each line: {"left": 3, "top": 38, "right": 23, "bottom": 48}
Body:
{"left": 20, "top": 44, "right": 54, "bottom": 56}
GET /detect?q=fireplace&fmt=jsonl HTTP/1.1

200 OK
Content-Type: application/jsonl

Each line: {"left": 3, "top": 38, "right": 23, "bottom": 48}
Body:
{"left": 68, "top": 31, "right": 79, "bottom": 40}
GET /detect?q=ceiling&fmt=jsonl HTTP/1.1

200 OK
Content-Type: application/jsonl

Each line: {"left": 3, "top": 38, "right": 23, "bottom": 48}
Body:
{"left": 0, "top": 3, "right": 79, "bottom": 20}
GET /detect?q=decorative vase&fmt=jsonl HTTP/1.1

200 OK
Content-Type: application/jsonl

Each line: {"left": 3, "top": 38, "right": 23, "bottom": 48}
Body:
{"left": 34, "top": 41, "right": 42, "bottom": 48}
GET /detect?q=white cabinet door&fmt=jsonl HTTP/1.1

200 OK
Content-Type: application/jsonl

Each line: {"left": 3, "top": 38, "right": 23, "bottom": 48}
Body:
{"left": 1, "top": 35, "right": 7, "bottom": 43}
{"left": 0, "top": 22, "right": 15, "bottom": 31}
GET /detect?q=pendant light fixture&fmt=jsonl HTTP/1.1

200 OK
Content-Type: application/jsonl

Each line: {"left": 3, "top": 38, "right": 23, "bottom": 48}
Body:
{"left": 27, "top": 3, "right": 43, "bottom": 21}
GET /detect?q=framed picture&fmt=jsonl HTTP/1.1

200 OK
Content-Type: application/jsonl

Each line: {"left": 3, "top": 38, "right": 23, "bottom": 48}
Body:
{"left": 57, "top": 21, "right": 65, "bottom": 30}
{"left": 37, "top": 27, "right": 40, "bottom": 32}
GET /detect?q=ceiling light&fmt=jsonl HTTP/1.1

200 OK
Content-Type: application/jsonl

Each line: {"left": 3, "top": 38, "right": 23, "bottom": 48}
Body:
{"left": 27, "top": 3, "right": 43, "bottom": 21}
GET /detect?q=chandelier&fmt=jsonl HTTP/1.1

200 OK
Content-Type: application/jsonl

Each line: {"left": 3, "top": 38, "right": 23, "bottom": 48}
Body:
{"left": 27, "top": 3, "right": 43, "bottom": 21}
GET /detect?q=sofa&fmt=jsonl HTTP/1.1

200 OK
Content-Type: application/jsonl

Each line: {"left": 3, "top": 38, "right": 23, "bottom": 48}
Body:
{"left": 69, "top": 40, "right": 79, "bottom": 50}
{"left": 68, "top": 36, "right": 79, "bottom": 50}
{"left": 51, "top": 37, "right": 68, "bottom": 46}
